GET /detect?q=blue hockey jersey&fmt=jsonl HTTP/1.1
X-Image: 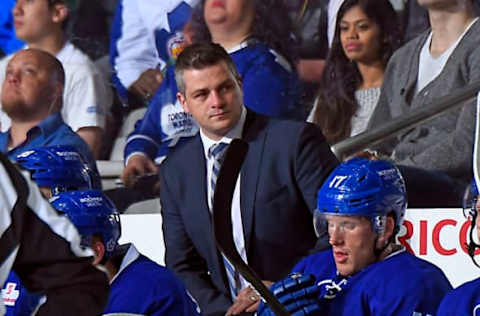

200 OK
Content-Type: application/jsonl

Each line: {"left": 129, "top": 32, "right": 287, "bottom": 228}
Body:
{"left": 124, "top": 40, "right": 302, "bottom": 162}
{"left": 104, "top": 244, "right": 201, "bottom": 316}
{"left": 2, "top": 272, "right": 42, "bottom": 316}
{"left": 292, "top": 248, "right": 452, "bottom": 316}
{"left": 110, "top": 0, "right": 199, "bottom": 102}
{"left": 436, "top": 277, "right": 480, "bottom": 316}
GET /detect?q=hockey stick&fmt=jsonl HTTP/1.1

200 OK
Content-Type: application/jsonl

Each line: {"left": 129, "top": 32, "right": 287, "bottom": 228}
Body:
{"left": 212, "top": 138, "right": 290, "bottom": 316}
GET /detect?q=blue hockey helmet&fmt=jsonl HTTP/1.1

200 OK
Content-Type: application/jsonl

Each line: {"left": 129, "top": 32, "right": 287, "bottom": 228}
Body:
{"left": 314, "top": 158, "right": 407, "bottom": 236}
{"left": 14, "top": 146, "right": 98, "bottom": 196}
{"left": 50, "top": 190, "right": 121, "bottom": 257}
{"left": 463, "top": 179, "right": 479, "bottom": 217}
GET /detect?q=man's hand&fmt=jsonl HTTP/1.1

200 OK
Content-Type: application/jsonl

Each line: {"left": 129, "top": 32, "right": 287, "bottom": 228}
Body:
{"left": 128, "top": 69, "right": 163, "bottom": 101}
{"left": 122, "top": 154, "right": 159, "bottom": 188}
{"left": 226, "top": 281, "right": 273, "bottom": 315}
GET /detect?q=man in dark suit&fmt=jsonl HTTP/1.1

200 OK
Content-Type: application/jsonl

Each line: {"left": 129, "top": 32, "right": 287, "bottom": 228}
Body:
{"left": 159, "top": 43, "right": 339, "bottom": 316}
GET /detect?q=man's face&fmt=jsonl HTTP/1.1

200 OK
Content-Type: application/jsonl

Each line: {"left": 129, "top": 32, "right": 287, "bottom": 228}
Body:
{"left": 204, "top": 0, "right": 255, "bottom": 33}
{"left": 12, "top": 0, "right": 61, "bottom": 42}
{"left": 1, "top": 50, "right": 57, "bottom": 121}
{"left": 327, "top": 215, "right": 378, "bottom": 276}
{"left": 177, "top": 62, "right": 243, "bottom": 140}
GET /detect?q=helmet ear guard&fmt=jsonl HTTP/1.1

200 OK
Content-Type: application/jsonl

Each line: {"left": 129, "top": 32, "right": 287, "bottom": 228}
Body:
{"left": 314, "top": 158, "right": 407, "bottom": 239}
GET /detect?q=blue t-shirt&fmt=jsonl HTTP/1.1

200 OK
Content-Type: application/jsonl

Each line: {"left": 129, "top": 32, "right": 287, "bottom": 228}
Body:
{"left": 104, "top": 244, "right": 201, "bottom": 316}
{"left": 292, "top": 249, "right": 452, "bottom": 316}
{"left": 437, "top": 277, "right": 480, "bottom": 316}
{"left": 124, "top": 41, "right": 302, "bottom": 162}
{"left": 0, "top": 113, "right": 97, "bottom": 173}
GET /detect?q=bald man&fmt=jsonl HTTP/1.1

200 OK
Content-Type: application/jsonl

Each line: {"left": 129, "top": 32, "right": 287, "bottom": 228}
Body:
{"left": 0, "top": 48, "right": 97, "bottom": 171}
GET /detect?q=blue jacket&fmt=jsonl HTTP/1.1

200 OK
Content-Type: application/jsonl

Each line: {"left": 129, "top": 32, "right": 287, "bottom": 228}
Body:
{"left": 437, "top": 277, "right": 480, "bottom": 316}
{"left": 292, "top": 249, "right": 452, "bottom": 315}
{"left": 104, "top": 244, "right": 201, "bottom": 316}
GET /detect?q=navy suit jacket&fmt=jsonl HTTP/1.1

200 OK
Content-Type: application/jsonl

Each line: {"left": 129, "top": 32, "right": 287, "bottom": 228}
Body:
{"left": 159, "top": 111, "right": 339, "bottom": 316}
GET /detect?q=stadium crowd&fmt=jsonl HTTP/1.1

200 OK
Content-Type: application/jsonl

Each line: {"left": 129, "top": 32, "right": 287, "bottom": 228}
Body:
{"left": 0, "top": 0, "right": 480, "bottom": 315}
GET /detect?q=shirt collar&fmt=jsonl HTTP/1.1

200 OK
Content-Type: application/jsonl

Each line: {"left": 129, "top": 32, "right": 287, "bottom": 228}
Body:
{"left": 1, "top": 112, "right": 64, "bottom": 152}
{"left": 110, "top": 244, "right": 140, "bottom": 284}
{"left": 200, "top": 106, "right": 247, "bottom": 158}
{"left": 226, "top": 38, "right": 257, "bottom": 54}
{"left": 30, "top": 112, "right": 64, "bottom": 138}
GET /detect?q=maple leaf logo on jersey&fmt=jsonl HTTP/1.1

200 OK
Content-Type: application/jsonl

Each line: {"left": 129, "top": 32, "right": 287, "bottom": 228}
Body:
{"left": 318, "top": 278, "right": 348, "bottom": 299}
{"left": 2, "top": 282, "right": 19, "bottom": 306}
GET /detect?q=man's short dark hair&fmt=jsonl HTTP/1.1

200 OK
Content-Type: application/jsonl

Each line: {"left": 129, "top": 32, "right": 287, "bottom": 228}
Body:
{"left": 174, "top": 43, "right": 240, "bottom": 95}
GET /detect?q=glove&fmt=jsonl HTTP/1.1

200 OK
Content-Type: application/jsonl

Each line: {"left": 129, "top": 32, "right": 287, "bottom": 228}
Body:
{"left": 257, "top": 273, "right": 320, "bottom": 316}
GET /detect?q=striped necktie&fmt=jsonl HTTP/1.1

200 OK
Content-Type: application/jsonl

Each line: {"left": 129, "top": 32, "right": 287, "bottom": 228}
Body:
{"left": 208, "top": 142, "right": 242, "bottom": 298}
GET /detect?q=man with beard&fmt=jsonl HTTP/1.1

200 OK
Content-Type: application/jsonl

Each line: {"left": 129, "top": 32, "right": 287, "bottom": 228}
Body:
{"left": 0, "top": 48, "right": 96, "bottom": 170}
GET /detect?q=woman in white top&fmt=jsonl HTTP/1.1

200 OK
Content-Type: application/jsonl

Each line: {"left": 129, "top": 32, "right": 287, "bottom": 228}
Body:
{"left": 309, "top": 0, "right": 402, "bottom": 144}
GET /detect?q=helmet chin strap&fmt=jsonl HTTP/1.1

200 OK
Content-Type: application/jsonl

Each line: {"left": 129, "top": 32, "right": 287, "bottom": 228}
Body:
{"left": 373, "top": 237, "right": 391, "bottom": 259}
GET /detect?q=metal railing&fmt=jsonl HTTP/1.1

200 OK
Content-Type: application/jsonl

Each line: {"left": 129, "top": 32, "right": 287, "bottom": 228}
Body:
{"left": 331, "top": 81, "right": 480, "bottom": 160}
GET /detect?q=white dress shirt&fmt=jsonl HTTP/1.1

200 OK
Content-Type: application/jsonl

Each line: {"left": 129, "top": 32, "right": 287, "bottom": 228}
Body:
{"left": 200, "top": 106, "right": 250, "bottom": 291}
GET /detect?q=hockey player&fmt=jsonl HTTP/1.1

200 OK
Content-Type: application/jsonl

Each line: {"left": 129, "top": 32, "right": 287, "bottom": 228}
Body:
{"left": 2, "top": 145, "right": 102, "bottom": 315}
{"left": 436, "top": 181, "right": 480, "bottom": 315}
{"left": 13, "top": 145, "right": 101, "bottom": 198}
{"left": 0, "top": 152, "right": 108, "bottom": 315}
{"left": 258, "top": 158, "right": 452, "bottom": 316}
{"left": 50, "top": 189, "right": 202, "bottom": 316}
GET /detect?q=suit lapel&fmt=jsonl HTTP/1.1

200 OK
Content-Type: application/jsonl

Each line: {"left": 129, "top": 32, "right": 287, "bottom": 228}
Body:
{"left": 240, "top": 111, "right": 268, "bottom": 255}
{"left": 186, "top": 136, "right": 217, "bottom": 251}
{"left": 188, "top": 135, "right": 230, "bottom": 288}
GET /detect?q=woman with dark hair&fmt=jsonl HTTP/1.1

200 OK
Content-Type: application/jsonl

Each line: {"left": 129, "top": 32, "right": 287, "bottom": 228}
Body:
{"left": 190, "top": 0, "right": 297, "bottom": 65}
{"left": 309, "top": 0, "right": 403, "bottom": 143}
{"left": 187, "top": 0, "right": 302, "bottom": 119}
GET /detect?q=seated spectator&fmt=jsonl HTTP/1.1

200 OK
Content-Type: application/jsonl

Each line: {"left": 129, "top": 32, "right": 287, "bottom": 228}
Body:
{"left": 0, "top": 0, "right": 23, "bottom": 56}
{"left": 367, "top": 0, "right": 480, "bottom": 207}
{"left": 258, "top": 158, "right": 452, "bottom": 316}
{"left": 283, "top": 0, "right": 328, "bottom": 106}
{"left": 190, "top": 0, "right": 302, "bottom": 119}
{"left": 0, "top": 0, "right": 111, "bottom": 158}
{"left": 0, "top": 49, "right": 96, "bottom": 171}
{"left": 308, "top": 0, "right": 402, "bottom": 144}
{"left": 51, "top": 190, "right": 201, "bottom": 316}
{"left": 110, "top": 0, "right": 200, "bottom": 107}
{"left": 122, "top": 0, "right": 303, "bottom": 186}
{"left": 437, "top": 180, "right": 480, "bottom": 315}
